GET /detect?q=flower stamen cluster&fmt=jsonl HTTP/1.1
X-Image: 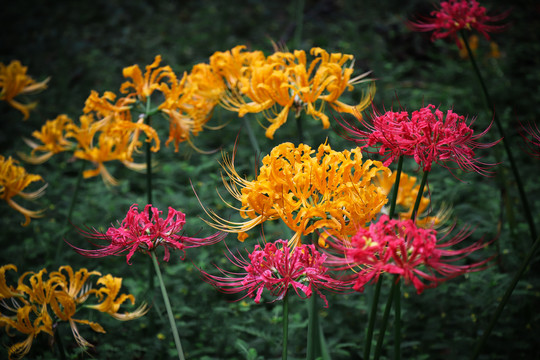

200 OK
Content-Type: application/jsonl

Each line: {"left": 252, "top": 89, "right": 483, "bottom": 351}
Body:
{"left": 202, "top": 142, "right": 390, "bottom": 248}
{"left": 69, "top": 204, "right": 225, "bottom": 264}
{"left": 200, "top": 239, "right": 347, "bottom": 306}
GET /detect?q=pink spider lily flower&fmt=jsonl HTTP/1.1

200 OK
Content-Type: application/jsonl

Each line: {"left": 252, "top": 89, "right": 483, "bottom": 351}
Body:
{"left": 69, "top": 204, "right": 225, "bottom": 264}
{"left": 408, "top": 0, "right": 510, "bottom": 48}
{"left": 200, "top": 239, "right": 348, "bottom": 307}
{"left": 519, "top": 120, "right": 540, "bottom": 158}
{"left": 338, "top": 104, "right": 499, "bottom": 175}
{"left": 324, "top": 215, "right": 492, "bottom": 294}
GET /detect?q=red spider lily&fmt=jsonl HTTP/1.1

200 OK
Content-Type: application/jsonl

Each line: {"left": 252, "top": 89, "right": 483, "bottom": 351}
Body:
{"left": 324, "top": 215, "right": 492, "bottom": 294}
{"left": 519, "top": 120, "right": 540, "bottom": 158}
{"left": 409, "top": 0, "right": 509, "bottom": 48}
{"left": 69, "top": 204, "right": 225, "bottom": 264}
{"left": 338, "top": 104, "right": 499, "bottom": 175}
{"left": 200, "top": 239, "right": 348, "bottom": 307}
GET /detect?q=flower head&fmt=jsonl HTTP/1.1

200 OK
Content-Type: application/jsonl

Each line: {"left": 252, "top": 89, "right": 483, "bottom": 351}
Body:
{"left": 339, "top": 104, "right": 499, "bottom": 175}
{"left": 409, "top": 0, "right": 509, "bottom": 48}
{"left": 0, "top": 264, "right": 147, "bottom": 359}
{"left": 0, "top": 60, "right": 49, "bottom": 119}
{"left": 201, "top": 239, "right": 347, "bottom": 306}
{"left": 325, "top": 215, "right": 491, "bottom": 294}
{"left": 0, "top": 155, "right": 47, "bottom": 226}
{"left": 120, "top": 55, "right": 174, "bottom": 102}
{"left": 69, "top": 204, "right": 225, "bottom": 264}
{"left": 202, "top": 142, "right": 390, "bottom": 248}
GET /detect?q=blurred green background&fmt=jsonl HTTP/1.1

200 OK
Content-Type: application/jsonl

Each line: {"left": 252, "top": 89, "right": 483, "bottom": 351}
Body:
{"left": 1, "top": 0, "right": 539, "bottom": 359}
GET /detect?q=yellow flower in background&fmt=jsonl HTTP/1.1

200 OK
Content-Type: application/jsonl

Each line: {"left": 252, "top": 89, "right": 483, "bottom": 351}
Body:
{"left": 120, "top": 55, "right": 174, "bottom": 102}
{"left": 0, "top": 155, "right": 46, "bottom": 226}
{"left": 203, "top": 142, "right": 390, "bottom": 248}
{"left": 0, "top": 60, "right": 49, "bottom": 120}
{"left": 67, "top": 114, "right": 160, "bottom": 186}
{"left": 220, "top": 47, "right": 374, "bottom": 139}
{"left": 19, "top": 114, "right": 75, "bottom": 164}
{"left": 0, "top": 264, "right": 147, "bottom": 359}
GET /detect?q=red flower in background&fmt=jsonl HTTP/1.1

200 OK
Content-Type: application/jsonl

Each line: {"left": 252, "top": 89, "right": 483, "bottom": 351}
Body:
{"left": 519, "top": 120, "right": 540, "bottom": 158}
{"left": 339, "top": 104, "right": 499, "bottom": 175}
{"left": 69, "top": 204, "right": 225, "bottom": 264}
{"left": 324, "top": 215, "right": 491, "bottom": 294}
{"left": 200, "top": 239, "right": 347, "bottom": 306}
{"left": 409, "top": 0, "right": 509, "bottom": 47}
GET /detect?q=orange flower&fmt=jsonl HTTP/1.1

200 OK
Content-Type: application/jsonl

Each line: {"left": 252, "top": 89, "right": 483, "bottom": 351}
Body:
{"left": 220, "top": 47, "right": 374, "bottom": 139}
{"left": 120, "top": 55, "right": 174, "bottom": 102}
{"left": 0, "top": 264, "right": 147, "bottom": 359}
{"left": 0, "top": 155, "right": 46, "bottom": 226}
{"left": 0, "top": 60, "right": 49, "bottom": 120}
{"left": 202, "top": 142, "right": 390, "bottom": 248}
{"left": 19, "top": 114, "right": 75, "bottom": 164}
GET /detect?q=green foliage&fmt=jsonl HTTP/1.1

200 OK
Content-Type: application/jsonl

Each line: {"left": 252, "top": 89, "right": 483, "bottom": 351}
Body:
{"left": 1, "top": 0, "right": 539, "bottom": 359}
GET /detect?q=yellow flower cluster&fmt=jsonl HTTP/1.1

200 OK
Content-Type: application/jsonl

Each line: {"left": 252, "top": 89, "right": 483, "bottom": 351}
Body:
{"left": 204, "top": 142, "right": 390, "bottom": 248}
{"left": 0, "top": 264, "right": 147, "bottom": 360}
{"left": 0, "top": 155, "right": 46, "bottom": 226}
{"left": 218, "top": 46, "right": 374, "bottom": 139}
{"left": 0, "top": 60, "right": 49, "bottom": 120}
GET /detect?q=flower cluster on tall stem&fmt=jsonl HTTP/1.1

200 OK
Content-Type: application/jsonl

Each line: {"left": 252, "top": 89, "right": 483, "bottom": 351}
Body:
{"left": 325, "top": 215, "right": 491, "bottom": 294}
{"left": 0, "top": 264, "right": 147, "bottom": 359}
{"left": 68, "top": 204, "right": 225, "bottom": 264}
{"left": 201, "top": 141, "right": 390, "bottom": 248}
{"left": 200, "top": 239, "right": 347, "bottom": 307}
{"left": 408, "top": 0, "right": 509, "bottom": 48}
{"left": 339, "top": 104, "right": 499, "bottom": 175}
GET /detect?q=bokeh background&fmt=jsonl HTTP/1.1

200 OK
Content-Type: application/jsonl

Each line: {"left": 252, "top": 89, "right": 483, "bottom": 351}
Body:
{"left": 1, "top": 0, "right": 539, "bottom": 359}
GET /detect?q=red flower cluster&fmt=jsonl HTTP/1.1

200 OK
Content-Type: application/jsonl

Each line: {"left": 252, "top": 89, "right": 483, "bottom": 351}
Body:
{"left": 325, "top": 215, "right": 491, "bottom": 294}
{"left": 200, "top": 239, "right": 347, "bottom": 306}
{"left": 340, "top": 104, "right": 498, "bottom": 174}
{"left": 69, "top": 204, "right": 225, "bottom": 264}
{"left": 409, "top": 0, "right": 509, "bottom": 47}
{"left": 519, "top": 121, "right": 540, "bottom": 158}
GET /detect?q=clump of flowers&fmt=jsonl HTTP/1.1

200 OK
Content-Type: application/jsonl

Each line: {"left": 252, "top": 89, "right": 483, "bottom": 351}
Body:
{"left": 325, "top": 215, "right": 491, "bottom": 294}
{"left": 0, "top": 155, "right": 47, "bottom": 226}
{"left": 0, "top": 60, "right": 49, "bottom": 120}
{"left": 220, "top": 47, "right": 374, "bottom": 139}
{"left": 201, "top": 142, "right": 390, "bottom": 248}
{"left": 0, "top": 264, "right": 148, "bottom": 359}
{"left": 339, "top": 104, "right": 498, "bottom": 175}
{"left": 408, "top": 0, "right": 509, "bottom": 48}
{"left": 200, "top": 239, "right": 347, "bottom": 306}
{"left": 69, "top": 204, "right": 225, "bottom": 264}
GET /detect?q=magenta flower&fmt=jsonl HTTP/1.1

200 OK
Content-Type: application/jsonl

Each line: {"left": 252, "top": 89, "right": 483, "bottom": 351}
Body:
{"left": 325, "top": 215, "right": 491, "bottom": 294}
{"left": 409, "top": 0, "right": 509, "bottom": 48}
{"left": 339, "top": 104, "right": 498, "bottom": 174}
{"left": 70, "top": 204, "right": 225, "bottom": 264}
{"left": 200, "top": 239, "right": 347, "bottom": 307}
{"left": 519, "top": 120, "right": 540, "bottom": 158}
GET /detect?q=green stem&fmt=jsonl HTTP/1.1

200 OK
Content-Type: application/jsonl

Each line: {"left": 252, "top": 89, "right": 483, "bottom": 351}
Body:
{"left": 306, "top": 294, "right": 319, "bottom": 360}
{"left": 55, "top": 160, "right": 86, "bottom": 262}
{"left": 411, "top": 170, "right": 429, "bottom": 222}
{"left": 471, "top": 234, "right": 540, "bottom": 359}
{"left": 282, "top": 293, "right": 289, "bottom": 360}
{"left": 373, "top": 278, "right": 398, "bottom": 360}
{"left": 296, "top": 114, "right": 304, "bottom": 144}
{"left": 363, "top": 156, "right": 404, "bottom": 360}
{"left": 394, "top": 281, "right": 401, "bottom": 360}
{"left": 243, "top": 116, "right": 261, "bottom": 155}
{"left": 151, "top": 253, "right": 186, "bottom": 360}
{"left": 460, "top": 31, "right": 537, "bottom": 242}
{"left": 54, "top": 323, "right": 67, "bottom": 360}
